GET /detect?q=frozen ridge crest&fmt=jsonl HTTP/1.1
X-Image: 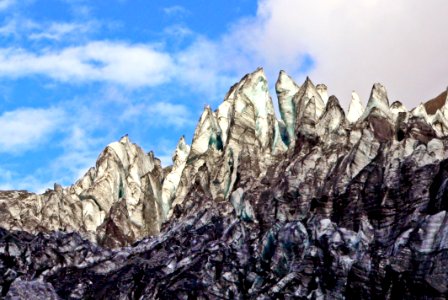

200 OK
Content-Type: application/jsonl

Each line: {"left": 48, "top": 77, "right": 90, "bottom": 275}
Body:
{"left": 1, "top": 68, "right": 448, "bottom": 247}
{"left": 1, "top": 68, "right": 448, "bottom": 299}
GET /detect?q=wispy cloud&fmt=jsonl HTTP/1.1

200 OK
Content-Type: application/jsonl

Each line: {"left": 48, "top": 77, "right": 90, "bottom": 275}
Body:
{"left": 0, "top": 41, "right": 175, "bottom": 87}
{"left": 0, "top": 19, "right": 17, "bottom": 36}
{"left": 29, "top": 21, "right": 97, "bottom": 41}
{"left": 0, "top": 173, "right": 55, "bottom": 193}
{"left": 0, "top": 167, "right": 13, "bottom": 185}
{"left": 0, "top": 107, "right": 65, "bottom": 153}
{"left": 0, "top": 0, "right": 15, "bottom": 11}
{"left": 147, "top": 102, "right": 194, "bottom": 127}
{"left": 174, "top": 37, "right": 241, "bottom": 99}
{"left": 50, "top": 125, "right": 103, "bottom": 186}
{"left": 0, "top": 18, "right": 39, "bottom": 37}
{"left": 163, "top": 25, "right": 193, "bottom": 39}
{"left": 0, "top": 101, "right": 109, "bottom": 191}
{"left": 0, "top": 17, "right": 97, "bottom": 43}
{"left": 0, "top": 36, "right": 237, "bottom": 98}
{"left": 122, "top": 102, "right": 193, "bottom": 128}
{"left": 163, "top": 5, "right": 190, "bottom": 17}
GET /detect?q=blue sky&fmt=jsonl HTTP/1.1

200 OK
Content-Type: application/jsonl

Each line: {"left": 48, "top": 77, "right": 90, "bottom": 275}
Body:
{"left": 0, "top": 0, "right": 447, "bottom": 192}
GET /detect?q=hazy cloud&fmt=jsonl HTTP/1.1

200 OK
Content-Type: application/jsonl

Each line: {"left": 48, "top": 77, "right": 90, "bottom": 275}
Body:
{"left": 147, "top": 102, "right": 194, "bottom": 127}
{"left": 163, "top": 5, "right": 190, "bottom": 17}
{"left": 0, "top": 107, "right": 65, "bottom": 153}
{"left": 51, "top": 125, "right": 102, "bottom": 186}
{"left": 0, "top": 102, "right": 110, "bottom": 191}
{"left": 0, "top": 18, "right": 39, "bottom": 37}
{"left": 0, "top": 167, "right": 13, "bottom": 185}
{"left": 0, "top": 0, "right": 15, "bottom": 11}
{"left": 174, "top": 38, "right": 240, "bottom": 100}
{"left": 29, "top": 21, "right": 97, "bottom": 41}
{"left": 0, "top": 19, "right": 17, "bottom": 36}
{"left": 122, "top": 102, "right": 193, "bottom": 128}
{"left": 163, "top": 25, "right": 193, "bottom": 39}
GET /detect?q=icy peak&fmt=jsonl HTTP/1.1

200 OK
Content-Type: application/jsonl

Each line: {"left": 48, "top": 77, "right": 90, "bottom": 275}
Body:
{"left": 317, "top": 95, "right": 346, "bottom": 136}
{"left": 411, "top": 103, "right": 429, "bottom": 119}
{"left": 347, "top": 91, "right": 364, "bottom": 123}
{"left": 390, "top": 101, "right": 407, "bottom": 114}
{"left": 326, "top": 95, "right": 343, "bottom": 110}
{"left": 322, "top": 96, "right": 346, "bottom": 125}
{"left": 316, "top": 84, "right": 329, "bottom": 104}
{"left": 172, "top": 136, "right": 190, "bottom": 166}
{"left": 389, "top": 101, "right": 408, "bottom": 121}
{"left": 390, "top": 101, "right": 406, "bottom": 110}
{"left": 161, "top": 136, "right": 190, "bottom": 220}
{"left": 276, "top": 70, "right": 300, "bottom": 146}
{"left": 240, "top": 68, "right": 276, "bottom": 116}
{"left": 190, "top": 105, "right": 221, "bottom": 157}
{"left": 119, "top": 134, "right": 130, "bottom": 145}
{"left": 370, "top": 83, "right": 390, "bottom": 106}
{"left": 361, "top": 83, "right": 391, "bottom": 120}
{"left": 295, "top": 77, "right": 326, "bottom": 118}
{"left": 276, "top": 70, "right": 300, "bottom": 93}
{"left": 5, "top": 68, "right": 448, "bottom": 250}
{"left": 232, "top": 68, "right": 285, "bottom": 153}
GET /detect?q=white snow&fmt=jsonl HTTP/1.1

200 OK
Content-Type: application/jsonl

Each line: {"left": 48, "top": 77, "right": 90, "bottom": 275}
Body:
{"left": 347, "top": 91, "right": 364, "bottom": 123}
{"left": 241, "top": 69, "right": 272, "bottom": 149}
{"left": 190, "top": 107, "right": 215, "bottom": 156}
{"left": 161, "top": 136, "right": 190, "bottom": 219}
{"left": 301, "top": 79, "right": 326, "bottom": 118}
{"left": 276, "top": 70, "right": 300, "bottom": 143}
{"left": 316, "top": 84, "right": 329, "bottom": 104}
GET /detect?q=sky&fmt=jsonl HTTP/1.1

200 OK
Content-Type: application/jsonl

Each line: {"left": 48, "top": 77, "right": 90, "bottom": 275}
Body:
{"left": 0, "top": 0, "right": 447, "bottom": 192}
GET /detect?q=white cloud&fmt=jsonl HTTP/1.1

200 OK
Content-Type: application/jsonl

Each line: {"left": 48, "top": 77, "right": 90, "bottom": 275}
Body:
{"left": 160, "top": 0, "right": 448, "bottom": 109}
{"left": 0, "top": 1, "right": 444, "bottom": 110}
{"left": 122, "top": 102, "right": 193, "bottom": 128}
{"left": 0, "top": 167, "right": 13, "bottom": 183}
{"left": 0, "top": 1, "right": 443, "bottom": 144}
{"left": 0, "top": 18, "right": 39, "bottom": 37}
{"left": 50, "top": 126, "right": 101, "bottom": 185}
{"left": 0, "top": 16, "right": 97, "bottom": 41}
{"left": 0, "top": 107, "right": 65, "bottom": 153}
{"left": 0, "top": 105, "right": 108, "bottom": 192}
{"left": 0, "top": 19, "right": 16, "bottom": 36}
{"left": 0, "top": 159, "right": 57, "bottom": 192}
{"left": 163, "top": 25, "right": 193, "bottom": 39}
{"left": 223, "top": 0, "right": 448, "bottom": 107}
{"left": 174, "top": 38, "right": 241, "bottom": 99}
{"left": 163, "top": 5, "right": 190, "bottom": 16}
{"left": 0, "top": 41, "right": 175, "bottom": 87}
{"left": 29, "top": 22, "right": 96, "bottom": 41}
{"left": 0, "top": 0, "right": 15, "bottom": 11}
{"left": 3, "top": 174, "right": 54, "bottom": 193}
{"left": 147, "top": 102, "right": 194, "bottom": 127}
